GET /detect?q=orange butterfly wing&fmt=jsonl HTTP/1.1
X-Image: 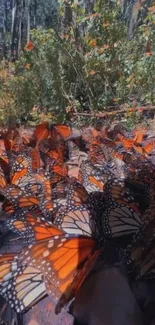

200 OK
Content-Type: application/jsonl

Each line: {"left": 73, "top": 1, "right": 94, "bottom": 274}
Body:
{"left": 52, "top": 164, "right": 68, "bottom": 177}
{"left": 3, "top": 200, "right": 15, "bottom": 214}
{"left": 112, "top": 151, "right": 124, "bottom": 161}
{"left": 19, "top": 234, "right": 99, "bottom": 313}
{"left": 0, "top": 185, "right": 39, "bottom": 210}
{"left": 132, "top": 144, "right": 143, "bottom": 155}
{"left": 54, "top": 124, "right": 72, "bottom": 139}
{"left": 0, "top": 253, "right": 46, "bottom": 312}
{"left": 54, "top": 206, "right": 95, "bottom": 236}
{"left": 144, "top": 141, "right": 155, "bottom": 155}
{"left": 118, "top": 135, "right": 134, "bottom": 150}
{"left": 37, "top": 177, "right": 57, "bottom": 218}
{"left": 133, "top": 128, "right": 146, "bottom": 144}
{"left": 10, "top": 154, "right": 33, "bottom": 185}
{"left": 122, "top": 139, "right": 134, "bottom": 150}
{"left": 48, "top": 149, "right": 59, "bottom": 161}
{"left": 88, "top": 175, "right": 104, "bottom": 191}
{"left": 31, "top": 148, "right": 41, "bottom": 172}
{"left": 6, "top": 214, "right": 63, "bottom": 242}
{"left": 0, "top": 165, "right": 7, "bottom": 188}
{"left": 34, "top": 122, "right": 50, "bottom": 146}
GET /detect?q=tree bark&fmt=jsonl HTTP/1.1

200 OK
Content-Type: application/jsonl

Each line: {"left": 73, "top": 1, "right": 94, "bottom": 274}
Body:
{"left": 117, "top": 0, "right": 152, "bottom": 40}
{"left": 61, "top": 0, "right": 73, "bottom": 34}
{"left": 27, "top": 0, "right": 30, "bottom": 42}
{"left": 11, "top": 0, "right": 17, "bottom": 60}
{"left": 11, "top": 0, "right": 24, "bottom": 60}
{"left": 17, "top": 0, "right": 24, "bottom": 58}
{"left": 0, "top": 0, "right": 7, "bottom": 58}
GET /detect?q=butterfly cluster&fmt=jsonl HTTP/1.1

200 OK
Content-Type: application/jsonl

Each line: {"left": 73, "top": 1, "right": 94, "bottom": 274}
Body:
{"left": 0, "top": 122, "right": 155, "bottom": 323}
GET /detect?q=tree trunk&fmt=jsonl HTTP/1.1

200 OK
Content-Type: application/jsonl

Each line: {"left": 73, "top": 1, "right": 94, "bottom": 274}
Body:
{"left": 11, "top": 0, "right": 17, "bottom": 60}
{"left": 0, "top": 0, "right": 6, "bottom": 58}
{"left": 17, "top": 0, "right": 24, "bottom": 58}
{"left": 128, "top": 0, "right": 143, "bottom": 40}
{"left": 117, "top": 0, "right": 152, "bottom": 40}
{"left": 61, "top": 0, "right": 73, "bottom": 34}
{"left": 11, "top": 0, "right": 24, "bottom": 60}
{"left": 27, "top": 0, "right": 30, "bottom": 42}
{"left": 33, "top": 0, "right": 37, "bottom": 29}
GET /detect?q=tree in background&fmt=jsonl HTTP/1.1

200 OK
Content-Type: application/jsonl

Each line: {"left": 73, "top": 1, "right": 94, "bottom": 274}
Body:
{"left": 0, "top": 0, "right": 60, "bottom": 60}
{"left": 0, "top": 0, "right": 154, "bottom": 126}
{"left": 0, "top": 0, "right": 153, "bottom": 60}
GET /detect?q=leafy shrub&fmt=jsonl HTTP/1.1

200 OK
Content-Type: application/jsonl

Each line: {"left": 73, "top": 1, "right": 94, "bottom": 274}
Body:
{"left": 0, "top": 0, "right": 155, "bottom": 126}
{"left": 0, "top": 60, "right": 16, "bottom": 125}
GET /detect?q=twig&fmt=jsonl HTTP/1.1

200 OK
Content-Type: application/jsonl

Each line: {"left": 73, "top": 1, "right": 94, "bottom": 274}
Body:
{"left": 72, "top": 106, "right": 155, "bottom": 118}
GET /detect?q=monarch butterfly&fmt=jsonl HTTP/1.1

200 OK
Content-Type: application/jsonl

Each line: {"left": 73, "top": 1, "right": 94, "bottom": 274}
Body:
{"left": 34, "top": 123, "right": 72, "bottom": 148}
{"left": 133, "top": 128, "right": 146, "bottom": 144}
{"left": 119, "top": 132, "right": 155, "bottom": 158}
{"left": 124, "top": 219, "right": 155, "bottom": 279}
{"left": 52, "top": 164, "right": 68, "bottom": 178}
{"left": 31, "top": 148, "right": 41, "bottom": 172}
{"left": 0, "top": 253, "right": 47, "bottom": 312}
{"left": 21, "top": 234, "right": 100, "bottom": 314}
{"left": 0, "top": 139, "right": 6, "bottom": 150}
{"left": 52, "top": 124, "right": 72, "bottom": 139}
{"left": 0, "top": 149, "right": 9, "bottom": 177}
{"left": 118, "top": 135, "right": 135, "bottom": 151}
{"left": 54, "top": 177, "right": 90, "bottom": 209}
{"left": 5, "top": 213, "right": 58, "bottom": 243}
{"left": 133, "top": 140, "right": 155, "bottom": 156}
{"left": 4, "top": 128, "right": 24, "bottom": 153}
{"left": 34, "top": 122, "right": 50, "bottom": 146}
{"left": 38, "top": 177, "right": 58, "bottom": 219}
{"left": 48, "top": 149, "right": 60, "bottom": 161}
{"left": 41, "top": 177, "right": 90, "bottom": 220}
{"left": 103, "top": 179, "right": 136, "bottom": 207}
{"left": 88, "top": 191, "right": 106, "bottom": 226}
{"left": 102, "top": 202, "right": 142, "bottom": 240}
{"left": 50, "top": 180, "right": 69, "bottom": 209}
{"left": 127, "top": 159, "right": 155, "bottom": 186}
{"left": 87, "top": 175, "right": 104, "bottom": 191}
{"left": 118, "top": 129, "right": 145, "bottom": 149}
{"left": 2, "top": 200, "right": 15, "bottom": 214}
{"left": 8, "top": 208, "right": 44, "bottom": 223}
{"left": 0, "top": 165, "right": 7, "bottom": 188}
{"left": 9, "top": 153, "right": 33, "bottom": 185}
{"left": 0, "top": 185, "right": 39, "bottom": 211}
{"left": 18, "top": 175, "right": 44, "bottom": 198}
{"left": 47, "top": 136, "right": 66, "bottom": 160}
{"left": 48, "top": 148, "right": 65, "bottom": 166}
{"left": 78, "top": 160, "right": 107, "bottom": 193}
{"left": 40, "top": 198, "right": 58, "bottom": 220}
{"left": 3, "top": 138, "right": 15, "bottom": 151}
{"left": 6, "top": 205, "right": 95, "bottom": 239}
{"left": 54, "top": 205, "right": 96, "bottom": 237}
{"left": 48, "top": 163, "right": 68, "bottom": 185}
{"left": 0, "top": 230, "right": 101, "bottom": 314}
{"left": 54, "top": 177, "right": 91, "bottom": 214}
{"left": 88, "top": 142, "right": 105, "bottom": 165}
{"left": 125, "top": 179, "right": 151, "bottom": 212}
